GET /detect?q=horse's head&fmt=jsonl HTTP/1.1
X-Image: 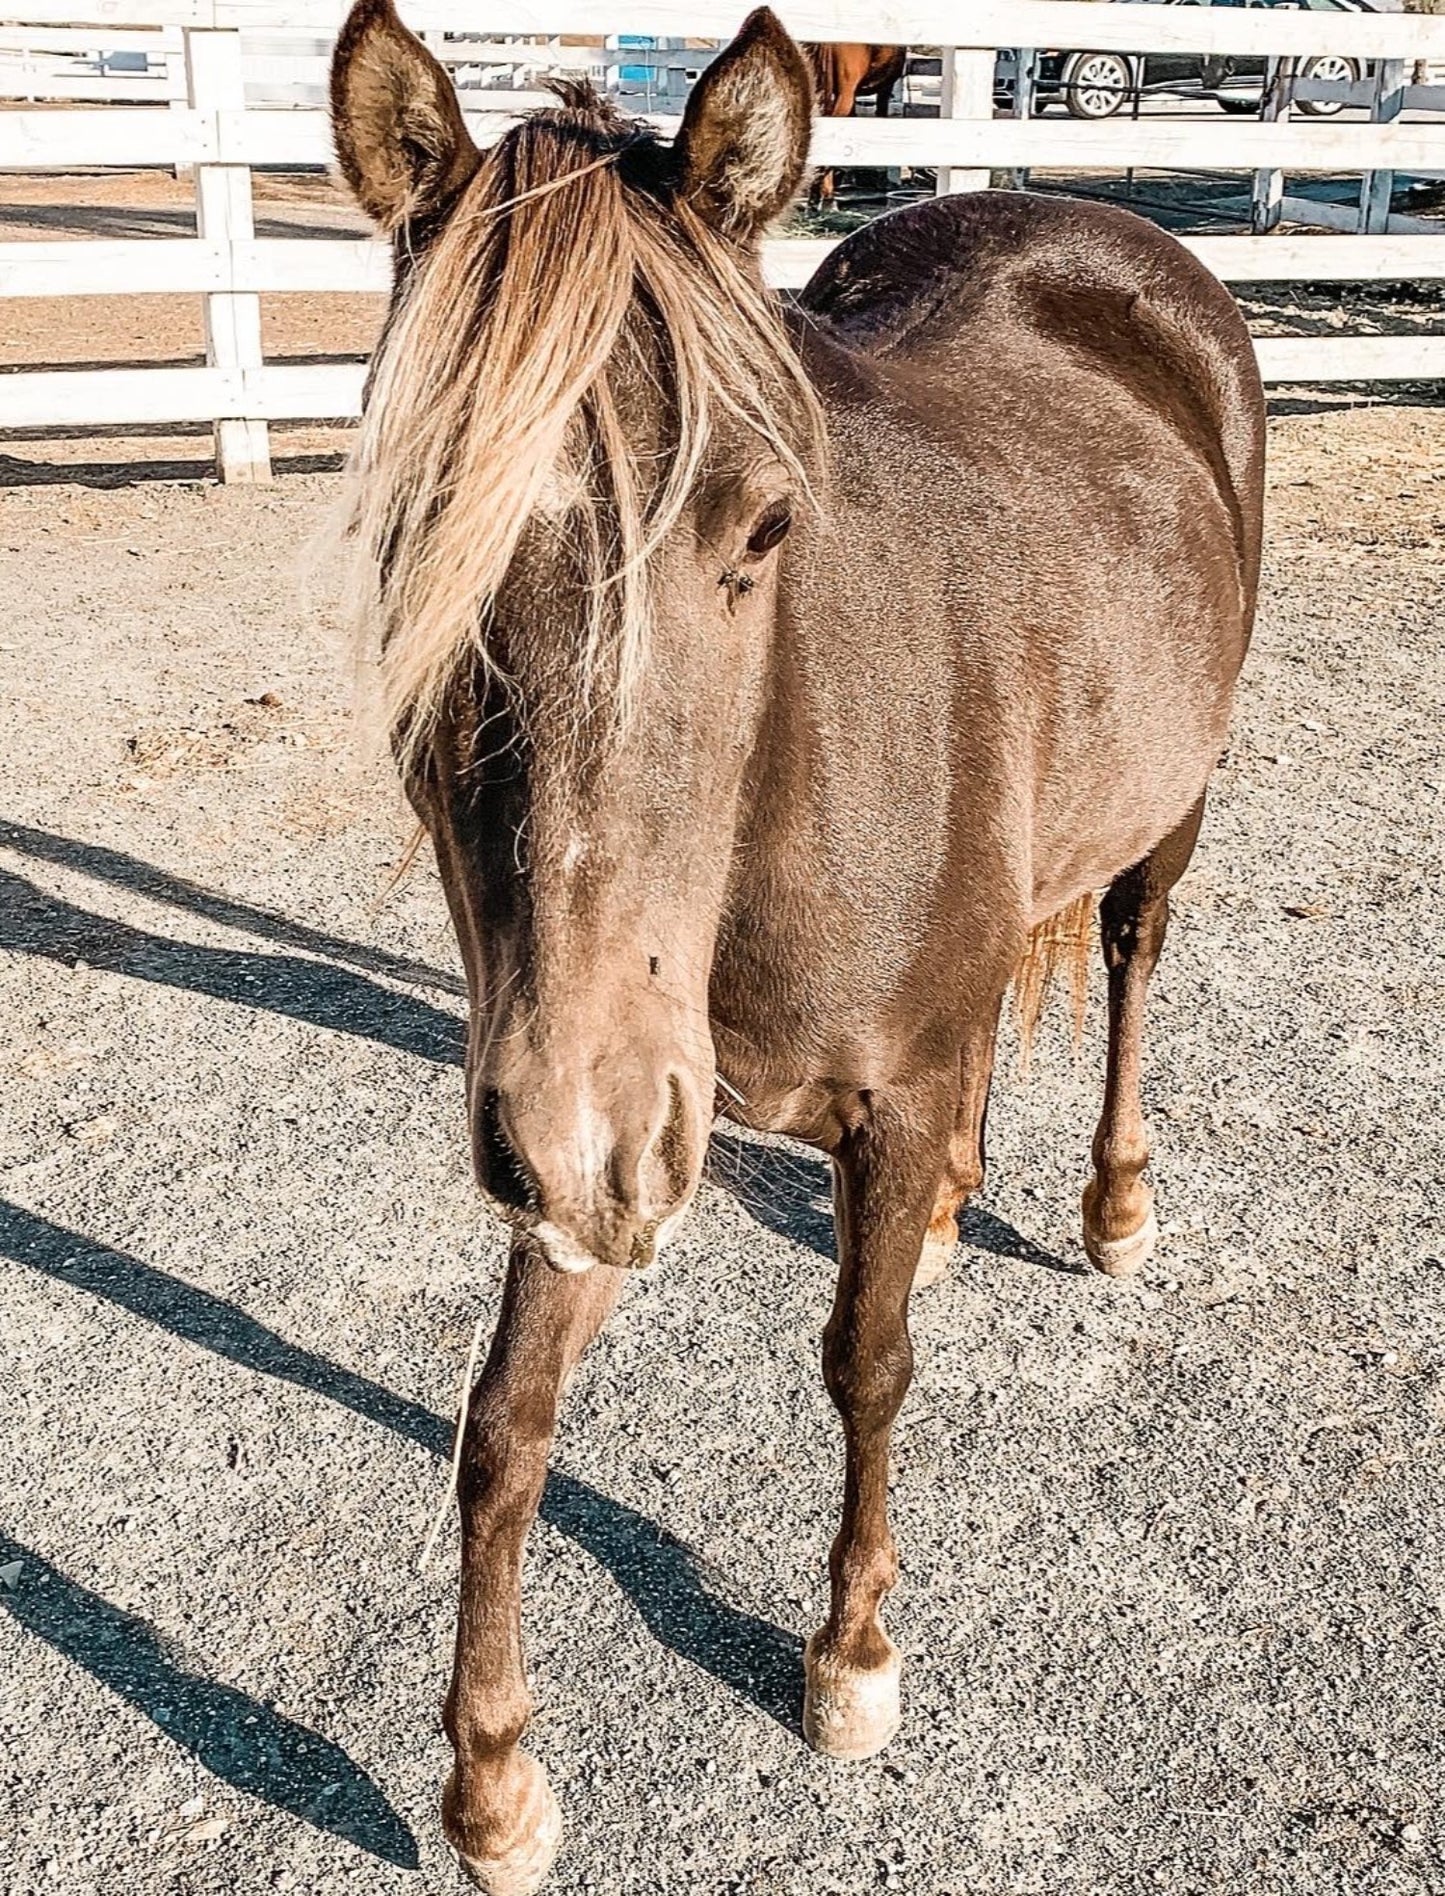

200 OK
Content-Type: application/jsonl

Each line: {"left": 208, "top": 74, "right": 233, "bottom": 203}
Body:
{"left": 333, "top": 4, "right": 820, "bottom": 1271}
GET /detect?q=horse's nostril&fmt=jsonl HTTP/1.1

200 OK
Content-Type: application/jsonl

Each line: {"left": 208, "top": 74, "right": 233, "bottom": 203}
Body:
{"left": 476, "top": 1087, "right": 535, "bottom": 1213}
{"left": 651, "top": 1072, "right": 692, "bottom": 1203}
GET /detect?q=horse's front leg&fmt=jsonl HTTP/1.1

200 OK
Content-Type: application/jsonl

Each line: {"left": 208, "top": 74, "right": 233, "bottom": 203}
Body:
{"left": 442, "top": 1240, "right": 622, "bottom": 1895}
{"left": 803, "top": 1080, "right": 954, "bottom": 1760}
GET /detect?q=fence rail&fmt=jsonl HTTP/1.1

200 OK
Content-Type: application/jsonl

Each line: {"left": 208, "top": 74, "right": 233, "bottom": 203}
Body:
{"left": 1, "top": 0, "right": 1443, "bottom": 479}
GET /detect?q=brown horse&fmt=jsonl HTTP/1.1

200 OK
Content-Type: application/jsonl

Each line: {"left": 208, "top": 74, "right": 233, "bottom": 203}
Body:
{"left": 331, "top": 5, "right": 1264, "bottom": 1889}
{"left": 805, "top": 39, "right": 906, "bottom": 115}
{"left": 803, "top": 40, "right": 907, "bottom": 204}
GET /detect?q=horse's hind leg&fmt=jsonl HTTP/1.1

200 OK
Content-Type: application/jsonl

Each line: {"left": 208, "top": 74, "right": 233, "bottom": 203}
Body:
{"left": 442, "top": 1243, "right": 622, "bottom": 1895}
{"left": 1082, "top": 794, "right": 1206, "bottom": 1279}
{"left": 915, "top": 1007, "right": 1000, "bottom": 1288}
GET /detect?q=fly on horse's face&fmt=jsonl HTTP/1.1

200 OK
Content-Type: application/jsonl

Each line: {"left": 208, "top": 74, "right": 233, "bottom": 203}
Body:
{"left": 335, "top": 0, "right": 818, "bottom": 1273}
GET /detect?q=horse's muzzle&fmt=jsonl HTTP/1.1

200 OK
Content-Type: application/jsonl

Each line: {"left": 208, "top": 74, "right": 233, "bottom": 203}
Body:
{"left": 472, "top": 1064, "right": 705, "bottom": 1274}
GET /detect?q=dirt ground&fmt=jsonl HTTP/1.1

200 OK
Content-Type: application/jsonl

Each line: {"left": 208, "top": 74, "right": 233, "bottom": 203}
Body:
{"left": 1, "top": 184, "right": 1444, "bottom": 1895}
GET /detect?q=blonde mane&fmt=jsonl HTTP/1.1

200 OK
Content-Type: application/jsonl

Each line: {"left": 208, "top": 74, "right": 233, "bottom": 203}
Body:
{"left": 347, "top": 86, "right": 825, "bottom": 765}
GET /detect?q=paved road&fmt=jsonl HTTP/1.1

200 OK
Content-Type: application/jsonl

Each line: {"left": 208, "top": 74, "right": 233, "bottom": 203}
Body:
{"left": 1, "top": 411, "right": 1443, "bottom": 1894}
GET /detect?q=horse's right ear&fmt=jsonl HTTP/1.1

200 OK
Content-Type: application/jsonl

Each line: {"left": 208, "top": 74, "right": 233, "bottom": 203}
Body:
{"left": 330, "top": 0, "right": 479, "bottom": 232}
{"left": 674, "top": 8, "right": 813, "bottom": 240}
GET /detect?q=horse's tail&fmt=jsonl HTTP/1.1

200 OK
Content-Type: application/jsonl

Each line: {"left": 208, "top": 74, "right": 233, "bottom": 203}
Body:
{"left": 1011, "top": 891, "right": 1095, "bottom": 1071}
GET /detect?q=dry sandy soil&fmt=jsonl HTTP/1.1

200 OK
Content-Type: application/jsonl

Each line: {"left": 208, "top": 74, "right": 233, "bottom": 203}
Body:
{"left": 1, "top": 176, "right": 1443, "bottom": 1896}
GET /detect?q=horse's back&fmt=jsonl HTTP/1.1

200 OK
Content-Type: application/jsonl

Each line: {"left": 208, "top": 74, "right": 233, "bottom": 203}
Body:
{"left": 800, "top": 191, "right": 1264, "bottom": 604}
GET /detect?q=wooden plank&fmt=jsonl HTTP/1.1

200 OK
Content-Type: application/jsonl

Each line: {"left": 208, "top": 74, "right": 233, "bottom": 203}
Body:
{"left": 0, "top": 333, "right": 1438, "bottom": 438}
{"left": 5, "top": 228, "right": 1445, "bottom": 301}
{"left": 0, "top": 239, "right": 227, "bottom": 296}
{"left": 0, "top": 96, "right": 1440, "bottom": 181}
{"left": 249, "top": 360, "right": 365, "bottom": 416}
{"left": 238, "top": 237, "right": 387, "bottom": 291}
{"left": 1253, "top": 334, "right": 1445, "bottom": 380}
{"left": 1185, "top": 234, "right": 1445, "bottom": 282}
{"left": 1277, "top": 193, "right": 1438, "bottom": 237}
{"left": 244, "top": 0, "right": 1445, "bottom": 60}
{"left": 0, "top": 106, "right": 210, "bottom": 165}
{"left": 0, "top": 364, "right": 239, "bottom": 427}
{"left": 1251, "top": 56, "right": 1289, "bottom": 235}
{"left": 800, "top": 114, "right": 1445, "bottom": 174}
{"left": 10, "top": 0, "right": 1445, "bottom": 60}
{"left": 216, "top": 103, "right": 1445, "bottom": 173}
{"left": 1360, "top": 59, "right": 1406, "bottom": 235}
{"left": 0, "top": 74, "right": 168, "bottom": 101}
{"left": 0, "top": 28, "right": 169, "bottom": 52}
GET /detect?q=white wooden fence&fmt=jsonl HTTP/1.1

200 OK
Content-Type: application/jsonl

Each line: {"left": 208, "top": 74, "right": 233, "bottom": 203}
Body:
{"left": 2, "top": 0, "right": 1444, "bottom": 480}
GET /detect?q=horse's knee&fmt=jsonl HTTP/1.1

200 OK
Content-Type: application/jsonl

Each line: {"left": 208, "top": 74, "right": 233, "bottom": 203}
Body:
{"left": 821, "top": 1322, "right": 912, "bottom": 1427}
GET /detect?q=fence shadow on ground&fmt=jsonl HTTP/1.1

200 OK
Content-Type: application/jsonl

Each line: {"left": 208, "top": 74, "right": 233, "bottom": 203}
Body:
{"left": 0, "top": 865, "right": 464, "bottom": 1066}
{"left": 3, "top": 1202, "right": 805, "bottom": 1767}
{"left": 0, "top": 1530, "right": 419, "bottom": 1867}
{"left": 0, "top": 201, "right": 362, "bottom": 243}
{"left": 0, "top": 819, "right": 464, "bottom": 996}
{"left": 0, "top": 447, "right": 349, "bottom": 489}
{"left": 706, "top": 1129, "right": 1076, "bottom": 1275}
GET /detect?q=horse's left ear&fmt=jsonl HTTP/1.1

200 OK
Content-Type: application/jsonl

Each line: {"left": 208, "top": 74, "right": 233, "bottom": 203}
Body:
{"left": 674, "top": 8, "right": 814, "bottom": 239}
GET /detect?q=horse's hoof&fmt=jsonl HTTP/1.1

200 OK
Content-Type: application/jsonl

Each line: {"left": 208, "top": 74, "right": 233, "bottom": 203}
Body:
{"left": 913, "top": 1234, "right": 953, "bottom": 1290}
{"left": 802, "top": 1630, "right": 903, "bottom": 1761}
{"left": 448, "top": 1758, "right": 562, "bottom": 1896}
{"left": 1082, "top": 1198, "right": 1158, "bottom": 1280}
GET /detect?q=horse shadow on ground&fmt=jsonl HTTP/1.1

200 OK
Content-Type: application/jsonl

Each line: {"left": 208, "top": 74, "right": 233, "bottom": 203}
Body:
{"left": 707, "top": 1129, "right": 1076, "bottom": 1275}
{"left": 2, "top": 1200, "right": 805, "bottom": 1861}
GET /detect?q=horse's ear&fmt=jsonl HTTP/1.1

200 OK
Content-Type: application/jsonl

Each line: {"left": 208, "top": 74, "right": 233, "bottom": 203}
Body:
{"left": 673, "top": 8, "right": 813, "bottom": 240}
{"left": 330, "top": 0, "right": 479, "bottom": 232}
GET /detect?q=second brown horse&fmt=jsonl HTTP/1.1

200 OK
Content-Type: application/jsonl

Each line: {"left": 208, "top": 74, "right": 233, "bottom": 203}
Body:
{"left": 804, "top": 41, "right": 907, "bottom": 203}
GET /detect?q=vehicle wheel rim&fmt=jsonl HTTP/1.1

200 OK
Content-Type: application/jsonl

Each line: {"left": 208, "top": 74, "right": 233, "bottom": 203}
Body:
{"left": 1305, "top": 55, "right": 1352, "bottom": 112}
{"left": 1073, "top": 54, "right": 1126, "bottom": 114}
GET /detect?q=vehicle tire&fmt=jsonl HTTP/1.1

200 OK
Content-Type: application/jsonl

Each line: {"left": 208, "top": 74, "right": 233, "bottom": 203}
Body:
{"left": 1063, "top": 51, "right": 1132, "bottom": 120}
{"left": 1297, "top": 54, "right": 1359, "bottom": 118}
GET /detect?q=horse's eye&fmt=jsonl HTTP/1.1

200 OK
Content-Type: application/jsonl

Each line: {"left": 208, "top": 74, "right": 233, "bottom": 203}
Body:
{"left": 746, "top": 504, "right": 792, "bottom": 558}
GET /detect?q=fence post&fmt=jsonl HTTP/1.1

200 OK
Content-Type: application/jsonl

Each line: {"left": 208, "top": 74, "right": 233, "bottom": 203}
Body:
{"left": 1359, "top": 58, "right": 1406, "bottom": 234}
{"left": 184, "top": 25, "right": 271, "bottom": 483}
{"left": 936, "top": 45, "right": 993, "bottom": 195}
{"left": 163, "top": 25, "right": 191, "bottom": 181}
{"left": 1008, "top": 47, "right": 1035, "bottom": 190}
{"left": 1251, "top": 55, "right": 1293, "bottom": 233}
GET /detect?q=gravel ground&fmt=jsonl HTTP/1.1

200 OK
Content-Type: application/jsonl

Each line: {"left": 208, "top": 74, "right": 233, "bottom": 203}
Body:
{"left": 1, "top": 403, "right": 1443, "bottom": 1896}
